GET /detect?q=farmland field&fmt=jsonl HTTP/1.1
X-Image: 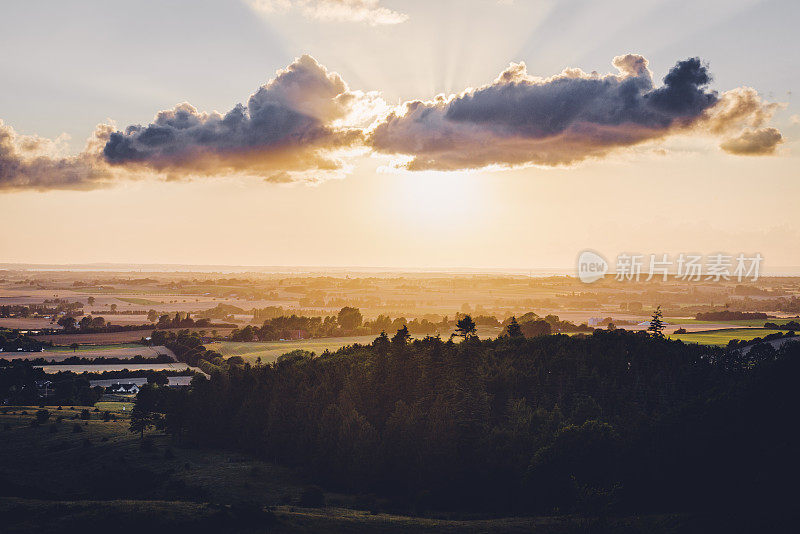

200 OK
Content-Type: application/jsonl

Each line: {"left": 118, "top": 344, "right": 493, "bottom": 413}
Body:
{"left": 46, "top": 343, "right": 143, "bottom": 352}
{"left": 0, "top": 317, "right": 60, "bottom": 330}
{"left": 32, "top": 327, "right": 235, "bottom": 346}
{"left": 93, "top": 400, "right": 135, "bottom": 412}
{"left": 670, "top": 328, "right": 789, "bottom": 346}
{"left": 116, "top": 297, "right": 163, "bottom": 305}
{"left": 208, "top": 336, "right": 381, "bottom": 363}
{"left": 665, "top": 317, "right": 798, "bottom": 327}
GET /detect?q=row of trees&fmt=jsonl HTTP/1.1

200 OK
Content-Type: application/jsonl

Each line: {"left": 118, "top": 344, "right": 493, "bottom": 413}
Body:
{"left": 136, "top": 324, "right": 798, "bottom": 518}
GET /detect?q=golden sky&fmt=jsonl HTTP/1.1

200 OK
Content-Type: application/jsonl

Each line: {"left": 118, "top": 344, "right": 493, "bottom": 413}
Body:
{"left": 0, "top": 0, "right": 798, "bottom": 269}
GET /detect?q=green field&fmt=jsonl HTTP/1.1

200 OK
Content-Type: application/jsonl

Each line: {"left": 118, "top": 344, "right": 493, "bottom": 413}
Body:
{"left": 666, "top": 317, "right": 797, "bottom": 327}
{"left": 208, "top": 336, "right": 380, "bottom": 363}
{"left": 670, "top": 328, "right": 788, "bottom": 346}
{"left": 94, "top": 401, "right": 135, "bottom": 412}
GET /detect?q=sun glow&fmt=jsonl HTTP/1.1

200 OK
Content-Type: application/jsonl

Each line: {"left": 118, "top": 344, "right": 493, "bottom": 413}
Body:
{"left": 393, "top": 171, "right": 483, "bottom": 224}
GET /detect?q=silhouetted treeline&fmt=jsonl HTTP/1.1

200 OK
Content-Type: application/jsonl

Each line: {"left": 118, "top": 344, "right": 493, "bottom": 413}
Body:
{"left": 139, "top": 328, "right": 800, "bottom": 521}
{"left": 764, "top": 320, "right": 800, "bottom": 330}
{"left": 1, "top": 302, "right": 83, "bottom": 318}
{"left": 13, "top": 354, "right": 174, "bottom": 366}
{"left": 0, "top": 331, "right": 49, "bottom": 352}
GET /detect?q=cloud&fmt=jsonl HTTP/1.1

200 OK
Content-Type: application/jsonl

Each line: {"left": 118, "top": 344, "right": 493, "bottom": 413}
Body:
{"left": 0, "top": 53, "right": 785, "bottom": 192}
{"left": 102, "top": 54, "right": 381, "bottom": 184}
{"left": 0, "top": 121, "right": 114, "bottom": 192}
{"left": 369, "top": 55, "right": 783, "bottom": 171}
{"left": 720, "top": 128, "right": 783, "bottom": 155}
{"left": 246, "top": 0, "right": 408, "bottom": 25}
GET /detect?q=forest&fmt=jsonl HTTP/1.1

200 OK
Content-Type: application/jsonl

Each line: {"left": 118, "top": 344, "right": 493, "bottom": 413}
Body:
{"left": 135, "top": 327, "right": 799, "bottom": 525}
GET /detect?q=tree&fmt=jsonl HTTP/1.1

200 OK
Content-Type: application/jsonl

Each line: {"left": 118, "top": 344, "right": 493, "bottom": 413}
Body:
{"left": 520, "top": 319, "right": 552, "bottom": 338}
{"left": 647, "top": 306, "right": 665, "bottom": 338}
{"left": 506, "top": 316, "right": 523, "bottom": 338}
{"left": 110, "top": 304, "right": 117, "bottom": 312}
{"left": 147, "top": 309, "right": 158, "bottom": 323}
{"left": 453, "top": 315, "right": 477, "bottom": 340}
{"left": 87, "top": 296, "right": 95, "bottom": 306}
{"left": 57, "top": 316, "right": 76, "bottom": 331}
{"left": 338, "top": 307, "right": 363, "bottom": 331}
{"left": 391, "top": 325, "right": 410, "bottom": 346}
{"left": 146, "top": 371, "right": 169, "bottom": 386}
{"left": 70, "top": 343, "right": 79, "bottom": 352}
{"left": 129, "top": 405, "right": 153, "bottom": 438}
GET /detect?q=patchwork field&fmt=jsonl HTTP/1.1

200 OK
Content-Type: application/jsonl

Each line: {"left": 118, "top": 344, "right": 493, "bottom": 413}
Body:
{"left": 670, "top": 328, "right": 790, "bottom": 346}
{"left": 32, "top": 328, "right": 235, "bottom": 346}
{"left": 208, "top": 337, "right": 380, "bottom": 364}
{"left": 0, "top": 317, "right": 60, "bottom": 330}
{"left": 666, "top": 317, "right": 798, "bottom": 327}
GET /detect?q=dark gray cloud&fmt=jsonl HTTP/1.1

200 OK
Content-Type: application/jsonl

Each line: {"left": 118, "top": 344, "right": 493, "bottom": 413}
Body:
{"left": 0, "top": 54, "right": 785, "bottom": 192}
{"left": 369, "top": 55, "right": 781, "bottom": 170}
{"left": 0, "top": 121, "right": 112, "bottom": 191}
{"left": 102, "top": 55, "right": 367, "bottom": 181}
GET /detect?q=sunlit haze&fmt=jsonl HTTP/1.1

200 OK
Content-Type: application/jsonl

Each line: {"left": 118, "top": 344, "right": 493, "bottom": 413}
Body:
{"left": 1, "top": 0, "right": 798, "bottom": 270}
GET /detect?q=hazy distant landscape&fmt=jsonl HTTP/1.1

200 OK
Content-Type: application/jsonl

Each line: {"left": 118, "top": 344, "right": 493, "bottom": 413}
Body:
{"left": 2, "top": 266, "right": 799, "bottom": 532}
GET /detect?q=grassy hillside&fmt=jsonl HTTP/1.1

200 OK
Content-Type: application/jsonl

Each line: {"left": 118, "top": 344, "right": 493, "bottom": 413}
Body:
{"left": 0, "top": 405, "right": 691, "bottom": 533}
{"left": 207, "top": 337, "right": 379, "bottom": 364}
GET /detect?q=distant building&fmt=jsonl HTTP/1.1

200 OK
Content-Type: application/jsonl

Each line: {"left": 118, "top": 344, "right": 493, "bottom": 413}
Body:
{"left": 588, "top": 317, "right": 603, "bottom": 327}
{"left": 107, "top": 383, "right": 140, "bottom": 395}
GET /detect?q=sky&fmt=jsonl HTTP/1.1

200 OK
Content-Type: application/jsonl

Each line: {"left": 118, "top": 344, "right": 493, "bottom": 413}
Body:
{"left": 0, "top": 0, "right": 798, "bottom": 270}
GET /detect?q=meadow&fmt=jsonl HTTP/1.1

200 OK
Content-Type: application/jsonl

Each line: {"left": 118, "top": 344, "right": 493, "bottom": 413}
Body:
{"left": 208, "top": 336, "right": 380, "bottom": 364}
{"left": 669, "top": 328, "right": 789, "bottom": 346}
{"left": 665, "top": 317, "right": 798, "bottom": 327}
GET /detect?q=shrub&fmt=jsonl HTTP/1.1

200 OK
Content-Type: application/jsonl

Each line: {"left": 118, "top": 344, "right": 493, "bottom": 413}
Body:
{"left": 80, "top": 409, "right": 91, "bottom": 420}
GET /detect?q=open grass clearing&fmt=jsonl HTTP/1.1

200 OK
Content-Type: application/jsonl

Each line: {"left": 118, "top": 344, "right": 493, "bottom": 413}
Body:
{"left": 669, "top": 328, "right": 789, "bottom": 346}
